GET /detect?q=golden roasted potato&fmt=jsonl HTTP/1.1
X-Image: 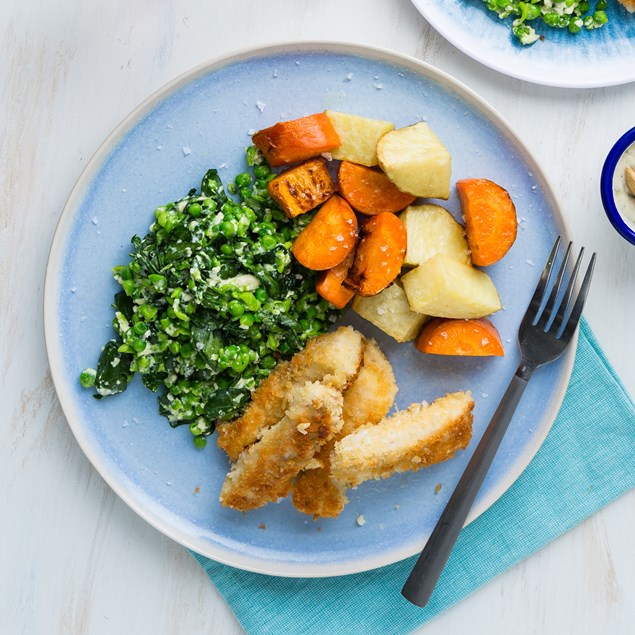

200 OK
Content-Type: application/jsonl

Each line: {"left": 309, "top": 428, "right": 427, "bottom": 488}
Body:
{"left": 352, "top": 282, "right": 429, "bottom": 342}
{"left": 400, "top": 204, "right": 470, "bottom": 267}
{"left": 401, "top": 253, "right": 502, "bottom": 318}
{"left": 376, "top": 122, "right": 451, "bottom": 199}
{"left": 325, "top": 111, "right": 394, "bottom": 167}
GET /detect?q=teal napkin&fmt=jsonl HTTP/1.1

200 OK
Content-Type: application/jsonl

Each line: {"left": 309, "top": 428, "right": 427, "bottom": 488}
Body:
{"left": 192, "top": 319, "right": 634, "bottom": 635}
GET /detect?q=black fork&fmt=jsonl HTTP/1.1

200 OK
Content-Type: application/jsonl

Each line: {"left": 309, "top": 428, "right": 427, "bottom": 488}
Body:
{"left": 402, "top": 237, "right": 596, "bottom": 608}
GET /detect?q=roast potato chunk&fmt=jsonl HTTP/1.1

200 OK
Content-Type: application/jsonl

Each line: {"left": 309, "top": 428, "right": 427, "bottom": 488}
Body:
{"left": 352, "top": 282, "right": 429, "bottom": 342}
{"left": 400, "top": 204, "right": 470, "bottom": 267}
{"left": 401, "top": 253, "right": 502, "bottom": 318}
{"left": 325, "top": 111, "right": 394, "bottom": 167}
{"left": 377, "top": 122, "right": 451, "bottom": 199}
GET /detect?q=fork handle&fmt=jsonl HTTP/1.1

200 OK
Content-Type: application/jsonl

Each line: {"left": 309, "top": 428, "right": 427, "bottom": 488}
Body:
{"left": 401, "top": 369, "right": 530, "bottom": 607}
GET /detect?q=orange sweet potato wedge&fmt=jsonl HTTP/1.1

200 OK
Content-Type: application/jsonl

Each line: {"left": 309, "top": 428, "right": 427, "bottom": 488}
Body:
{"left": 315, "top": 250, "right": 356, "bottom": 309}
{"left": 456, "top": 178, "right": 517, "bottom": 266}
{"left": 415, "top": 317, "right": 504, "bottom": 357}
{"left": 268, "top": 158, "right": 336, "bottom": 218}
{"left": 291, "top": 195, "right": 358, "bottom": 271}
{"left": 344, "top": 212, "right": 407, "bottom": 297}
{"left": 338, "top": 161, "right": 416, "bottom": 215}
{"left": 252, "top": 113, "right": 341, "bottom": 167}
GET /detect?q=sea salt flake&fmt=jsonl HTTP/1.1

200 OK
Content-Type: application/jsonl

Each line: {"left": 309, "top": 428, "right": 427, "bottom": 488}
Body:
{"left": 356, "top": 514, "right": 366, "bottom": 527}
{"left": 526, "top": 259, "right": 535, "bottom": 266}
{"left": 481, "top": 392, "right": 489, "bottom": 399}
{"left": 91, "top": 217, "right": 99, "bottom": 225}
{"left": 256, "top": 101, "right": 266, "bottom": 112}
{"left": 182, "top": 146, "right": 192, "bottom": 156}
{"left": 344, "top": 72, "right": 354, "bottom": 81}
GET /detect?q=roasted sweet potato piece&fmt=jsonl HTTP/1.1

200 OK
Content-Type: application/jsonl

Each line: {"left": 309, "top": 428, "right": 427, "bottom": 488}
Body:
{"left": 337, "top": 161, "right": 416, "bottom": 215}
{"left": 456, "top": 178, "right": 517, "bottom": 266}
{"left": 415, "top": 317, "right": 504, "bottom": 356}
{"left": 315, "top": 250, "right": 356, "bottom": 309}
{"left": 267, "top": 158, "right": 336, "bottom": 218}
{"left": 291, "top": 195, "right": 358, "bottom": 270}
{"left": 252, "top": 113, "right": 340, "bottom": 167}
{"left": 345, "top": 212, "right": 406, "bottom": 297}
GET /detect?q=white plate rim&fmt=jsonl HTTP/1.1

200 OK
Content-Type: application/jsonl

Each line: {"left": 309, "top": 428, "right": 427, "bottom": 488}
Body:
{"left": 44, "top": 40, "right": 576, "bottom": 577}
{"left": 410, "top": 0, "right": 635, "bottom": 89}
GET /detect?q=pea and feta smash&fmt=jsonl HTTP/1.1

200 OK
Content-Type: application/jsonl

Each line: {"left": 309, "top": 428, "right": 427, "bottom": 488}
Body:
{"left": 80, "top": 148, "right": 339, "bottom": 447}
{"left": 482, "top": 0, "right": 609, "bottom": 45}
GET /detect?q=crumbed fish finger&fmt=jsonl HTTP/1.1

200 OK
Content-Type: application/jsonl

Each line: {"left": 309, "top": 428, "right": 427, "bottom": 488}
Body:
{"left": 219, "top": 382, "right": 343, "bottom": 512}
{"left": 292, "top": 338, "right": 397, "bottom": 518}
{"left": 217, "top": 326, "right": 364, "bottom": 460}
{"left": 331, "top": 391, "right": 474, "bottom": 488}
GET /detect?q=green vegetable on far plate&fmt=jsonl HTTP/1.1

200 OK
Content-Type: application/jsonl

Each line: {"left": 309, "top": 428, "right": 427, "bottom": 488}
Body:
{"left": 482, "top": 0, "right": 608, "bottom": 45}
{"left": 80, "top": 148, "right": 339, "bottom": 446}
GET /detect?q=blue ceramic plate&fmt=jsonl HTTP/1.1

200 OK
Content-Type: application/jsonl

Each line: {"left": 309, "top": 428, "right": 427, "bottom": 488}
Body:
{"left": 411, "top": 0, "right": 635, "bottom": 87}
{"left": 45, "top": 43, "right": 574, "bottom": 577}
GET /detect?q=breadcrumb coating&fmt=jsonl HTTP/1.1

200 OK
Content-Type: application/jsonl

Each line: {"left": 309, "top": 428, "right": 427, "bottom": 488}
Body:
{"left": 219, "top": 382, "right": 343, "bottom": 511}
{"left": 216, "top": 326, "right": 364, "bottom": 460}
{"left": 292, "top": 338, "right": 397, "bottom": 518}
{"left": 331, "top": 391, "right": 474, "bottom": 488}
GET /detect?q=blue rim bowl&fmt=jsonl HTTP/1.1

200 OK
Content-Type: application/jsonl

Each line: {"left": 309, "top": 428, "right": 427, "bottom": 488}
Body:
{"left": 600, "top": 126, "right": 635, "bottom": 246}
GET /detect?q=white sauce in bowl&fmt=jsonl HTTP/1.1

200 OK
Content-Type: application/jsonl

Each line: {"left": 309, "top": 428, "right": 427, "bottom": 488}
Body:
{"left": 612, "top": 141, "right": 635, "bottom": 229}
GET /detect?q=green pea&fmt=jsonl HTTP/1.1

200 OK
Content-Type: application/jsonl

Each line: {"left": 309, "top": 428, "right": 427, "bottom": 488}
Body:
{"left": 254, "top": 288, "right": 267, "bottom": 303}
{"left": 240, "top": 313, "right": 255, "bottom": 328}
{"left": 594, "top": 10, "right": 607, "bottom": 25}
{"left": 220, "top": 243, "right": 233, "bottom": 255}
{"left": 261, "top": 355, "right": 277, "bottom": 369}
{"left": 235, "top": 172, "right": 252, "bottom": 188}
{"left": 228, "top": 300, "right": 244, "bottom": 317}
{"left": 193, "top": 435, "right": 207, "bottom": 448}
{"left": 136, "top": 356, "right": 150, "bottom": 370}
{"left": 133, "top": 338, "right": 147, "bottom": 352}
{"left": 230, "top": 355, "right": 249, "bottom": 373}
{"left": 261, "top": 234, "right": 277, "bottom": 251}
{"left": 253, "top": 165, "right": 270, "bottom": 179}
{"left": 220, "top": 221, "right": 236, "bottom": 238}
{"left": 79, "top": 368, "right": 96, "bottom": 388}
{"left": 188, "top": 202, "right": 202, "bottom": 217}
{"left": 169, "top": 341, "right": 181, "bottom": 354}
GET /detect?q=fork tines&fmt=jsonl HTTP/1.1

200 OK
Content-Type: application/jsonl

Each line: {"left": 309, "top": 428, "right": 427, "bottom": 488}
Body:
{"left": 529, "top": 237, "right": 596, "bottom": 338}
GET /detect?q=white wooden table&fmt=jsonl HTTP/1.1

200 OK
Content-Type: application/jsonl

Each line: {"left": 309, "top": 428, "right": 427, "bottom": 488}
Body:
{"left": 2, "top": 1, "right": 633, "bottom": 633}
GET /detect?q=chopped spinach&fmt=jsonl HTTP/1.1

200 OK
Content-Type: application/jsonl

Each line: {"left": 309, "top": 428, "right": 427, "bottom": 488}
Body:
{"left": 82, "top": 149, "right": 339, "bottom": 446}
